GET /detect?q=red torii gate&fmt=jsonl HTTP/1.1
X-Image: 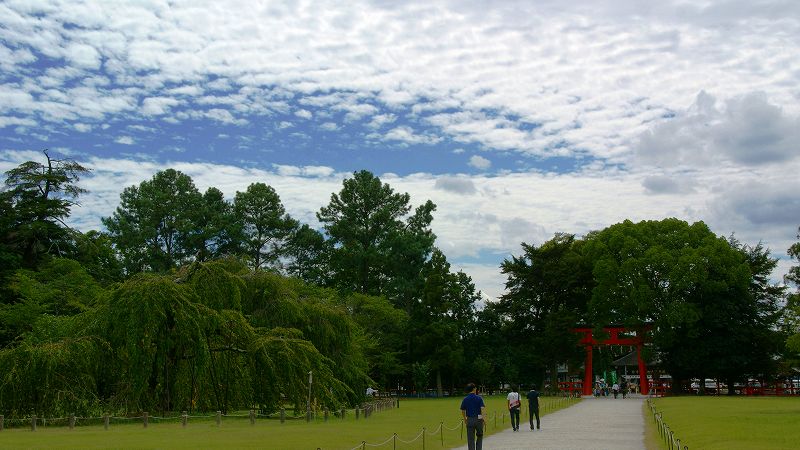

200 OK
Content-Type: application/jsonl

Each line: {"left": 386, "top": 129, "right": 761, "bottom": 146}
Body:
{"left": 573, "top": 326, "right": 650, "bottom": 396}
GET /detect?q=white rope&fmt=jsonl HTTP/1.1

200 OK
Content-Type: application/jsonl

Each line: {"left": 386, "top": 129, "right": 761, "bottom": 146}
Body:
{"left": 396, "top": 430, "right": 424, "bottom": 444}
{"left": 363, "top": 435, "right": 395, "bottom": 447}
{"left": 442, "top": 420, "right": 463, "bottom": 431}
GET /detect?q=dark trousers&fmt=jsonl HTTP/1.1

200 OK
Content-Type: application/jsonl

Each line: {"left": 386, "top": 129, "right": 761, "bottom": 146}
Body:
{"left": 529, "top": 407, "right": 540, "bottom": 430}
{"left": 466, "top": 417, "right": 484, "bottom": 450}
{"left": 509, "top": 407, "right": 520, "bottom": 430}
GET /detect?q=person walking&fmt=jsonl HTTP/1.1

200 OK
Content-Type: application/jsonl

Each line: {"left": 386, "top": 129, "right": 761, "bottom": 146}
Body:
{"left": 621, "top": 378, "right": 628, "bottom": 399}
{"left": 460, "top": 382, "right": 485, "bottom": 450}
{"left": 526, "top": 384, "right": 540, "bottom": 430}
{"left": 612, "top": 382, "right": 620, "bottom": 399}
{"left": 506, "top": 385, "right": 521, "bottom": 432}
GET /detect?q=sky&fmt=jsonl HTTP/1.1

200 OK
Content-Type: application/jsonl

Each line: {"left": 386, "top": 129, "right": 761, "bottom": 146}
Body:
{"left": 1, "top": 0, "right": 799, "bottom": 300}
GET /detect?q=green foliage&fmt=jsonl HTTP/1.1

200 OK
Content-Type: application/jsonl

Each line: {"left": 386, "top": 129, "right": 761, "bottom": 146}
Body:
{"left": 0, "top": 335, "right": 109, "bottom": 417}
{"left": 233, "top": 182, "right": 297, "bottom": 270}
{"left": 317, "top": 170, "right": 436, "bottom": 300}
{"left": 183, "top": 260, "right": 246, "bottom": 311}
{"left": 103, "top": 169, "right": 204, "bottom": 273}
{"left": 2, "top": 150, "right": 90, "bottom": 268}
{"left": 0, "top": 258, "right": 105, "bottom": 346}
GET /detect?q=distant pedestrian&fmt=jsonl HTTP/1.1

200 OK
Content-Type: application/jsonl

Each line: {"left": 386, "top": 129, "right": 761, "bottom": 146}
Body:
{"left": 507, "top": 385, "right": 521, "bottom": 431}
{"left": 526, "top": 384, "right": 540, "bottom": 430}
{"left": 621, "top": 379, "right": 628, "bottom": 399}
{"left": 612, "top": 382, "right": 619, "bottom": 399}
{"left": 460, "top": 382, "right": 485, "bottom": 450}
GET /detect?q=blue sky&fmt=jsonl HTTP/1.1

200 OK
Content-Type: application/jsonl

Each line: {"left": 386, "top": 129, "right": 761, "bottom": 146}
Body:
{"left": 2, "top": 0, "right": 800, "bottom": 298}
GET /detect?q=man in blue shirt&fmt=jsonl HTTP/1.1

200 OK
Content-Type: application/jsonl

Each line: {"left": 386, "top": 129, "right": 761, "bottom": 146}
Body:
{"left": 460, "top": 383, "right": 485, "bottom": 450}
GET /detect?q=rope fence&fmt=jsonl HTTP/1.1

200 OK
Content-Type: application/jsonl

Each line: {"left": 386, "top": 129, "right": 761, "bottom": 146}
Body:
{"left": 647, "top": 398, "right": 688, "bottom": 450}
{"left": 0, "top": 398, "right": 398, "bottom": 432}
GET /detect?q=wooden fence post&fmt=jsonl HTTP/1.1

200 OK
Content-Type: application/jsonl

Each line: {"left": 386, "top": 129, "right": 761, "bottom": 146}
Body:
{"left": 280, "top": 407, "right": 285, "bottom": 424}
{"left": 69, "top": 414, "right": 75, "bottom": 430}
{"left": 181, "top": 411, "right": 187, "bottom": 428}
{"left": 249, "top": 409, "right": 255, "bottom": 425}
{"left": 143, "top": 412, "right": 148, "bottom": 428}
{"left": 103, "top": 415, "right": 109, "bottom": 430}
{"left": 216, "top": 411, "right": 221, "bottom": 427}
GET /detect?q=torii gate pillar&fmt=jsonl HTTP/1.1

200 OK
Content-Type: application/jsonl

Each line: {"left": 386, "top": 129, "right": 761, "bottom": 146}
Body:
{"left": 573, "top": 326, "right": 650, "bottom": 396}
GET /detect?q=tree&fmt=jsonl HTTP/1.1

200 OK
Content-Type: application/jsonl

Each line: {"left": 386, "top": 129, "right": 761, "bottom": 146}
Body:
{"left": 193, "top": 187, "right": 241, "bottom": 262}
{"left": 584, "top": 219, "right": 784, "bottom": 391}
{"left": 413, "top": 249, "right": 478, "bottom": 396}
{"left": 233, "top": 183, "right": 297, "bottom": 271}
{"left": 786, "top": 227, "right": 800, "bottom": 353}
{"left": 2, "top": 150, "right": 90, "bottom": 268}
{"left": 283, "top": 224, "right": 331, "bottom": 286}
{"left": 497, "top": 233, "right": 590, "bottom": 389}
{"left": 103, "top": 169, "right": 203, "bottom": 273}
{"left": 317, "top": 170, "right": 436, "bottom": 303}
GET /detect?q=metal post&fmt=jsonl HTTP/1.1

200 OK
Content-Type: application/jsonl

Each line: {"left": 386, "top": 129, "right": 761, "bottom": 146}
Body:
{"left": 103, "top": 414, "right": 109, "bottom": 430}
{"left": 422, "top": 427, "right": 426, "bottom": 450}
{"left": 249, "top": 409, "right": 255, "bottom": 425}
{"left": 181, "top": 411, "right": 187, "bottom": 427}
{"left": 143, "top": 412, "right": 148, "bottom": 428}
{"left": 440, "top": 422, "right": 444, "bottom": 447}
{"left": 280, "top": 407, "right": 285, "bottom": 424}
{"left": 216, "top": 411, "right": 221, "bottom": 426}
{"left": 31, "top": 415, "right": 36, "bottom": 431}
{"left": 341, "top": 407, "right": 346, "bottom": 420}
{"left": 69, "top": 414, "right": 75, "bottom": 429}
{"left": 393, "top": 433, "right": 397, "bottom": 450}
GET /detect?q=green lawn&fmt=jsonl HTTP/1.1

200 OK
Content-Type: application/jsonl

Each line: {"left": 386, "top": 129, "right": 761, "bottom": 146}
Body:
{"left": 0, "top": 395, "right": 579, "bottom": 449}
{"left": 648, "top": 396, "right": 800, "bottom": 450}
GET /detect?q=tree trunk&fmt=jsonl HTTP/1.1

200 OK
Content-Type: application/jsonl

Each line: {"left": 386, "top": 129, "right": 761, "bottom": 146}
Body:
{"left": 436, "top": 370, "right": 443, "bottom": 397}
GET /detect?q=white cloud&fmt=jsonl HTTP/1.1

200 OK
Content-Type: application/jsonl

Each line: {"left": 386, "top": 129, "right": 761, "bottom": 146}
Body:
{"left": 384, "top": 126, "right": 442, "bottom": 145}
{"left": 115, "top": 136, "right": 135, "bottom": 145}
{"left": 320, "top": 122, "right": 338, "bottom": 131}
{"left": 468, "top": 155, "right": 491, "bottom": 170}
{"left": 295, "top": 109, "right": 312, "bottom": 119}
{"left": 73, "top": 123, "right": 92, "bottom": 132}
{"left": 141, "top": 97, "right": 180, "bottom": 116}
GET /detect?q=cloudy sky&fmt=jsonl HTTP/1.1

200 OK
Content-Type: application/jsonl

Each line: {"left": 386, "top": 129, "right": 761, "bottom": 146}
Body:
{"left": 1, "top": 0, "right": 799, "bottom": 299}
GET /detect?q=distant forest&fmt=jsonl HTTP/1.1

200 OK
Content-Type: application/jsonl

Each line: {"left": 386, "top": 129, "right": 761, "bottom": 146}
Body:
{"left": 1, "top": 150, "right": 798, "bottom": 418}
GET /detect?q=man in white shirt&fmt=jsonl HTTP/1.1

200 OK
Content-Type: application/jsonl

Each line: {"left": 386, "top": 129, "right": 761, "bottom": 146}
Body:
{"left": 506, "top": 385, "right": 521, "bottom": 432}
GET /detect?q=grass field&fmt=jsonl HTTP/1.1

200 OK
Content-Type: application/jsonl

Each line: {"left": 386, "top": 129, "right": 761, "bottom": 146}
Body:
{"left": 0, "top": 395, "right": 579, "bottom": 449}
{"left": 647, "top": 396, "right": 800, "bottom": 450}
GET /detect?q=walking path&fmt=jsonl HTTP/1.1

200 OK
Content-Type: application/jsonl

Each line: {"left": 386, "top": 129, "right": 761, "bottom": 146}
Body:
{"left": 453, "top": 395, "right": 646, "bottom": 450}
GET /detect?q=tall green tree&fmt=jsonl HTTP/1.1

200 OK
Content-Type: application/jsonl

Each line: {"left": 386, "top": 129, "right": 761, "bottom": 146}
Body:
{"left": 413, "top": 249, "right": 478, "bottom": 396}
{"left": 284, "top": 224, "right": 331, "bottom": 285}
{"left": 2, "top": 150, "right": 89, "bottom": 268}
{"left": 317, "top": 170, "right": 436, "bottom": 304}
{"left": 103, "top": 169, "right": 203, "bottom": 273}
{"left": 584, "top": 219, "right": 784, "bottom": 391}
{"left": 498, "top": 233, "right": 590, "bottom": 388}
{"left": 193, "top": 187, "right": 241, "bottom": 262}
{"left": 233, "top": 183, "right": 297, "bottom": 271}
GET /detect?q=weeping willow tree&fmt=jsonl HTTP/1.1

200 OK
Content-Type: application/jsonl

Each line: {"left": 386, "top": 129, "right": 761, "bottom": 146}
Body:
{"left": 0, "top": 259, "right": 371, "bottom": 417}
{"left": 243, "top": 271, "right": 371, "bottom": 406}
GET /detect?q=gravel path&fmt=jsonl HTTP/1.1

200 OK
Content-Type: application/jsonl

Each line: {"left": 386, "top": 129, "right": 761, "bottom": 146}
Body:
{"left": 453, "top": 395, "right": 646, "bottom": 450}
